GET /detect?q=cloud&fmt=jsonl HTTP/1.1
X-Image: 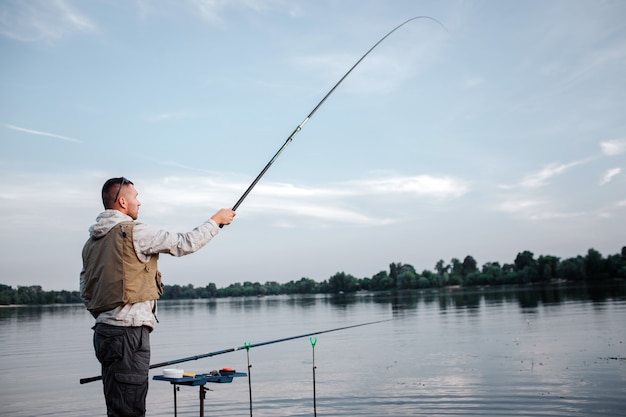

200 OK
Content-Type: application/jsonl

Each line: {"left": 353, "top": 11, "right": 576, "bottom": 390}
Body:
{"left": 251, "top": 174, "right": 469, "bottom": 200}
{"left": 0, "top": 0, "right": 96, "bottom": 42}
{"left": 351, "top": 175, "right": 468, "bottom": 199}
{"left": 140, "top": 173, "right": 468, "bottom": 202}
{"left": 527, "top": 210, "right": 590, "bottom": 221}
{"left": 600, "top": 139, "right": 626, "bottom": 156}
{"left": 598, "top": 199, "right": 626, "bottom": 219}
{"left": 148, "top": 111, "right": 196, "bottom": 122}
{"left": 496, "top": 199, "right": 542, "bottom": 214}
{"left": 4, "top": 124, "right": 82, "bottom": 143}
{"left": 132, "top": 173, "right": 466, "bottom": 225}
{"left": 256, "top": 200, "right": 393, "bottom": 226}
{"left": 495, "top": 198, "right": 591, "bottom": 221}
{"left": 138, "top": 177, "right": 393, "bottom": 226}
{"left": 520, "top": 160, "right": 585, "bottom": 188}
{"left": 183, "top": 0, "right": 300, "bottom": 23}
{"left": 600, "top": 168, "right": 621, "bottom": 185}
{"left": 185, "top": 0, "right": 228, "bottom": 23}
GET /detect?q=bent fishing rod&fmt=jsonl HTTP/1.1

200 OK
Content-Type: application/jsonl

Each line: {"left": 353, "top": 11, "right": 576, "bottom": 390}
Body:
{"left": 79, "top": 318, "right": 390, "bottom": 384}
{"left": 221, "top": 16, "right": 446, "bottom": 225}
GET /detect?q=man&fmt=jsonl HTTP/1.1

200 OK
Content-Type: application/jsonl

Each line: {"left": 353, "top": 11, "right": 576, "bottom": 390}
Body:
{"left": 80, "top": 177, "right": 235, "bottom": 417}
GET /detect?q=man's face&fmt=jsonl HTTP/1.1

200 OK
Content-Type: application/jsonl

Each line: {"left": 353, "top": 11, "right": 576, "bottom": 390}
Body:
{"left": 120, "top": 184, "right": 141, "bottom": 220}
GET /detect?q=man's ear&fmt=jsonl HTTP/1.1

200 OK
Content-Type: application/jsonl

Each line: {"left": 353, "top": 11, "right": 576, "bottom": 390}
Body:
{"left": 117, "top": 195, "right": 127, "bottom": 210}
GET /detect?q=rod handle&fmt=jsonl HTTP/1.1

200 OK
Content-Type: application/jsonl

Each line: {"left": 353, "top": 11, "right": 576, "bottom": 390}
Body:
{"left": 80, "top": 375, "right": 102, "bottom": 384}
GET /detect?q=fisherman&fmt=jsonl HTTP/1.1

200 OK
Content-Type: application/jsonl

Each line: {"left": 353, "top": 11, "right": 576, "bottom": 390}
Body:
{"left": 80, "top": 177, "right": 235, "bottom": 417}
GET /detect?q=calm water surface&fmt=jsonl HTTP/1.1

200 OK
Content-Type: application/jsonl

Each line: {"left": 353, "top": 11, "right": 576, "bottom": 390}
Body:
{"left": 1, "top": 284, "right": 625, "bottom": 416}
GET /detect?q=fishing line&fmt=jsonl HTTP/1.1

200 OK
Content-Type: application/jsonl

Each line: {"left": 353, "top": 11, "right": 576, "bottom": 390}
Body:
{"left": 221, "top": 16, "right": 446, "bottom": 225}
{"left": 79, "top": 318, "right": 390, "bottom": 384}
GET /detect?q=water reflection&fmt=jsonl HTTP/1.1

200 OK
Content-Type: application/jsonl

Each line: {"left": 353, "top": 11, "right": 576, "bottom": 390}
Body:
{"left": 151, "top": 282, "right": 626, "bottom": 319}
{"left": 0, "top": 303, "right": 86, "bottom": 321}
{"left": 366, "top": 282, "right": 626, "bottom": 313}
{"left": 1, "top": 282, "right": 625, "bottom": 417}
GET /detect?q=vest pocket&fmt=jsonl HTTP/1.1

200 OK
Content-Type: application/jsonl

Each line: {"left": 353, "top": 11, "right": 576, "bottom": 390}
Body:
{"left": 155, "top": 271, "right": 164, "bottom": 296}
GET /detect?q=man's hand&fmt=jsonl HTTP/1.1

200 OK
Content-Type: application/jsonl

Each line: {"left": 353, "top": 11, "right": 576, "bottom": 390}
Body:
{"left": 211, "top": 208, "right": 236, "bottom": 226}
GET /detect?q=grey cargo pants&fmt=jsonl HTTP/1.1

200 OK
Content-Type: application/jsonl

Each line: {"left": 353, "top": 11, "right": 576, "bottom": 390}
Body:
{"left": 93, "top": 323, "right": 151, "bottom": 417}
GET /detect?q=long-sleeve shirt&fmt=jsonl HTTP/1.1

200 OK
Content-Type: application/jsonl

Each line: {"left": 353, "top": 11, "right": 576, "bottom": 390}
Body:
{"left": 80, "top": 209, "right": 220, "bottom": 329}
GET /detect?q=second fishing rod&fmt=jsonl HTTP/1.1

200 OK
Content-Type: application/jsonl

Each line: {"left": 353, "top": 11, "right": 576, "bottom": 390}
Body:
{"left": 79, "top": 319, "right": 390, "bottom": 384}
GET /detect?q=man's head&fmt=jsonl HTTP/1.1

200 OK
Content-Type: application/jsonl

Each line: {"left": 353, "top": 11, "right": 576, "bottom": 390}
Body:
{"left": 101, "top": 177, "right": 141, "bottom": 219}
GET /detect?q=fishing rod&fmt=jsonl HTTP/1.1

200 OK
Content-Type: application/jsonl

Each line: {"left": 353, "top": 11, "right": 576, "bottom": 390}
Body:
{"left": 79, "top": 318, "right": 390, "bottom": 384}
{"left": 221, "top": 16, "right": 446, "bottom": 225}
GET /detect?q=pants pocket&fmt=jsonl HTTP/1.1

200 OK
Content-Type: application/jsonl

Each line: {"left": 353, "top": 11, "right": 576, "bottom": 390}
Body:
{"left": 93, "top": 325, "right": 125, "bottom": 366}
{"left": 114, "top": 373, "right": 146, "bottom": 385}
{"left": 107, "top": 372, "right": 148, "bottom": 417}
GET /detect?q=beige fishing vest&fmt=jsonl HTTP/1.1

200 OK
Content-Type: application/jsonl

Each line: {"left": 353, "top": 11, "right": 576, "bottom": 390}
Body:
{"left": 82, "top": 221, "right": 163, "bottom": 316}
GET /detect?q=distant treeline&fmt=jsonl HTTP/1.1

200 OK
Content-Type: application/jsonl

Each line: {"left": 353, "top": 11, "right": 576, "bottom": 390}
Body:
{"left": 0, "top": 285, "right": 83, "bottom": 305}
{"left": 2, "top": 247, "right": 625, "bottom": 305}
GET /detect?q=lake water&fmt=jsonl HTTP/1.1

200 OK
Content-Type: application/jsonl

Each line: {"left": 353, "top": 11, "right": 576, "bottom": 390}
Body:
{"left": 1, "top": 283, "right": 625, "bottom": 417}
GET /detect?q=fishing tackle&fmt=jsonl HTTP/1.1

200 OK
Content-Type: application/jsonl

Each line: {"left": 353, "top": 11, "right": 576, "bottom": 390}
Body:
{"left": 221, "top": 16, "right": 446, "bottom": 225}
{"left": 79, "top": 319, "right": 389, "bottom": 384}
{"left": 310, "top": 337, "right": 318, "bottom": 417}
{"left": 245, "top": 342, "right": 253, "bottom": 417}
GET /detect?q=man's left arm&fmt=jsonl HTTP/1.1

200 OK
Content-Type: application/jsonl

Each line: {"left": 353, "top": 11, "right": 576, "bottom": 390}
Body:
{"left": 132, "top": 220, "right": 220, "bottom": 260}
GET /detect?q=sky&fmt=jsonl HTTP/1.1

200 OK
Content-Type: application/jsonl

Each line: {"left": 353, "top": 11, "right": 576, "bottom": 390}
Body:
{"left": 1, "top": 0, "right": 625, "bottom": 291}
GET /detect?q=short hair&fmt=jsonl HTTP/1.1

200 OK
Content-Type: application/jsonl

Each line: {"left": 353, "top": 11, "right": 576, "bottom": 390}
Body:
{"left": 101, "top": 177, "right": 134, "bottom": 209}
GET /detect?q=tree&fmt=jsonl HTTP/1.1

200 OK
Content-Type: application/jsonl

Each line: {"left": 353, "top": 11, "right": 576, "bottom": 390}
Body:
{"left": 396, "top": 269, "right": 417, "bottom": 289}
{"left": 419, "top": 270, "right": 438, "bottom": 288}
{"left": 328, "top": 272, "right": 358, "bottom": 293}
{"left": 461, "top": 255, "right": 478, "bottom": 278}
{"left": 537, "top": 255, "right": 560, "bottom": 281}
{"left": 389, "top": 263, "right": 400, "bottom": 288}
{"left": 434, "top": 260, "right": 450, "bottom": 286}
{"left": 0, "top": 284, "right": 13, "bottom": 304}
{"left": 557, "top": 257, "right": 585, "bottom": 281}
{"left": 606, "top": 254, "right": 626, "bottom": 278}
{"left": 464, "top": 271, "right": 487, "bottom": 286}
{"left": 514, "top": 251, "right": 536, "bottom": 271}
{"left": 293, "top": 277, "right": 317, "bottom": 294}
{"left": 389, "top": 263, "right": 416, "bottom": 289}
{"left": 435, "top": 259, "right": 449, "bottom": 275}
{"left": 16, "top": 286, "right": 35, "bottom": 304}
{"left": 206, "top": 283, "right": 218, "bottom": 298}
{"left": 584, "top": 248, "right": 608, "bottom": 280}
{"left": 370, "top": 271, "right": 393, "bottom": 291}
{"left": 416, "top": 276, "right": 430, "bottom": 288}
{"left": 482, "top": 262, "right": 503, "bottom": 285}
{"left": 514, "top": 251, "right": 539, "bottom": 283}
{"left": 263, "top": 281, "right": 283, "bottom": 295}
{"left": 450, "top": 258, "right": 463, "bottom": 284}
